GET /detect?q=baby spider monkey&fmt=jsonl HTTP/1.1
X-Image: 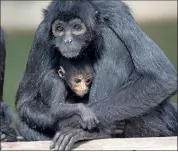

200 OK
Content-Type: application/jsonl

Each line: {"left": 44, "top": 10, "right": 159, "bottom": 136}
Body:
{"left": 57, "top": 57, "right": 99, "bottom": 130}
{"left": 40, "top": 57, "right": 99, "bottom": 131}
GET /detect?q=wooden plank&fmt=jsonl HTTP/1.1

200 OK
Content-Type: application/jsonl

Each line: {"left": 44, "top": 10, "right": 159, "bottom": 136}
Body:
{"left": 1, "top": 137, "right": 177, "bottom": 150}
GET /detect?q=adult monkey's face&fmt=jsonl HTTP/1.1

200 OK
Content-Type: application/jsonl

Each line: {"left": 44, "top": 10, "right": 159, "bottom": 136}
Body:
{"left": 52, "top": 18, "right": 91, "bottom": 58}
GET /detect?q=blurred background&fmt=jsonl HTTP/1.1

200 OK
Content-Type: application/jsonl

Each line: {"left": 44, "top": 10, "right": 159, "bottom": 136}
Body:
{"left": 0, "top": 1, "right": 177, "bottom": 109}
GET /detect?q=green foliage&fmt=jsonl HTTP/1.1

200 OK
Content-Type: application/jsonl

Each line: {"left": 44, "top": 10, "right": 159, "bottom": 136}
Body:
{"left": 3, "top": 20, "right": 177, "bottom": 108}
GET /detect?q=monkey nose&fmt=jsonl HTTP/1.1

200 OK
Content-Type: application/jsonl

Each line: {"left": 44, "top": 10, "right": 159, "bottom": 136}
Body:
{"left": 64, "top": 39, "right": 72, "bottom": 44}
{"left": 81, "top": 87, "right": 87, "bottom": 92}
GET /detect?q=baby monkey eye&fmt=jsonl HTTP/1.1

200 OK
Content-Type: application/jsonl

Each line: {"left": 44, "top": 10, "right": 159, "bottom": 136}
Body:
{"left": 73, "top": 24, "right": 82, "bottom": 31}
{"left": 74, "top": 78, "right": 81, "bottom": 84}
{"left": 86, "top": 78, "right": 92, "bottom": 84}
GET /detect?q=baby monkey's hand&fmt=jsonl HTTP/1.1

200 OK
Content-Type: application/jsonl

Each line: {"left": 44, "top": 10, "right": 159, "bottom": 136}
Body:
{"left": 77, "top": 104, "right": 99, "bottom": 130}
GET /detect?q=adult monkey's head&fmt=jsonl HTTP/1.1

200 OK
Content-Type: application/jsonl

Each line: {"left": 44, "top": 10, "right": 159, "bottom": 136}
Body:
{"left": 52, "top": 18, "right": 90, "bottom": 58}
{"left": 44, "top": 0, "right": 99, "bottom": 58}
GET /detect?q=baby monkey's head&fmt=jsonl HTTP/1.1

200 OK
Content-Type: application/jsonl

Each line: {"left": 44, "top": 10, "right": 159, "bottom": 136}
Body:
{"left": 58, "top": 59, "right": 94, "bottom": 97}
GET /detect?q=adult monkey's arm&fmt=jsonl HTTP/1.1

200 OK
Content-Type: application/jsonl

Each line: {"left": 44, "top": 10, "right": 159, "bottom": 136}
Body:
{"left": 88, "top": 1, "right": 177, "bottom": 124}
{"left": 15, "top": 21, "right": 63, "bottom": 130}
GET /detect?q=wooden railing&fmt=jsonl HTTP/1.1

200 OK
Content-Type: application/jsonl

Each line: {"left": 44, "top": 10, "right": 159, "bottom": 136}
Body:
{"left": 1, "top": 137, "right": 177, "bottom": 150}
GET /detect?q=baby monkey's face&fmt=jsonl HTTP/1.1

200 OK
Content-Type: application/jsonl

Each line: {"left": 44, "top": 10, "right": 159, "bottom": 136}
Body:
{"left": 70, "top": 74, "right": 93, "bottom": 97}
{"left": 58, "top": 65, "right": 94, "bottom": 97}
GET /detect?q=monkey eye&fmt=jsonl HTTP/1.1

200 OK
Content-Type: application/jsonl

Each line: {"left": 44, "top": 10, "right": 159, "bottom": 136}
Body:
{"left": 56, "top": 26, "right": 64, "bottom": 32}
{"left": 73, "top": 24, "right": 82, "bottom": 31}
{"left": 74, "top": 78, "right": 81, "bottom": 84}
{"left": 86, "top": 78, "right": 91, "bottom": 84}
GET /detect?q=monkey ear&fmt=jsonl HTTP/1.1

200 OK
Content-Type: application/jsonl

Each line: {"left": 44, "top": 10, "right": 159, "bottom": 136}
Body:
{"left": 58, "top": 66, "right": 65, "bottom": 78}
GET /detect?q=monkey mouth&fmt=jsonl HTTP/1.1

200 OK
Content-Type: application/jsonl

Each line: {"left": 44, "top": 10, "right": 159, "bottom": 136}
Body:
{"left": 63, "top": 51, "right": 80, "bottom": 58}
{"left": 59, "top": 48, "right": 81, "bottom": 58}
{"left": 76, "top": 90, "right": 88, "bottom": 97}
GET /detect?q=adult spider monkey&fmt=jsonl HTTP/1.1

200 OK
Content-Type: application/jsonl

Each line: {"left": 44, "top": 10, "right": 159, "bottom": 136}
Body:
{"left": 16, "top": 1, "right": 177, "bottom": 150}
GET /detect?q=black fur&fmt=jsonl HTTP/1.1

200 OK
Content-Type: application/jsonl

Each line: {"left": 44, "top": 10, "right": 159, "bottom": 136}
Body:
{"left": 0, "top": 27, "right": 17, "bottom": 142}
{"left": 15, "top": 0, "right": 177, "bottom": 150}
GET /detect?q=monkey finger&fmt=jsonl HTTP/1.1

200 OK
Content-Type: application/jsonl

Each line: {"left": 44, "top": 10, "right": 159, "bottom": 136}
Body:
{"left": 91, "top": 119, "right": 97, "bottom": 129}
{"left": 116, "top": 120, "right": 125, "bottom": 126}
{"left": 80, "top": 119, "right": 87, "bottom": 129}
{"left": 58, "top": 133, "right": 74, "bottom": 150}
{"left": 16, "top": 136, "right": 25, "bottom": 141}
{"left": 54, "top": 134, "right": 65, "bottom": 151}
{"left": 64, "top": 135, "right": 78, "bottom": 151}
{"left": 54, "top": 133, "right": 67, "bottom": 151}
{"left": 90, "top": 118, "right": 96, "bottom": 129}
{"left": 117, "top": 124, "right": 125, "bottom": 130}
{"left": 95, "top": 117, "right": 99, "bottom": 124}
{"left": 118, "top": 126, "right": 125, "bottom": 130}
{"left": 93, "top": 117, "right": 99, "bottom": 125}
{"left": 111, "top": 123, "right": 125, "bottom": 130}
{"left": 4, "top": 138, "right": 8, "bottom": 142}
{"left": 50, "top": 132, "right": 60, "bottom": 149}
{"left": 1, "top": 134, "right": 6, "bottom": 141}
{"left": 64, "top": 137, "right": 74, "bottom": 151}
{"left": 112, "top": 129, "right": 124, "bottom": 134}
{"left": 89, "top": 120, "right": 94, "bottom": 130}
{"left": 111, "top": 125, "right": 125, "bottom": 130}
{"left": 54, "top": 139, "right": 62, "bottom": 151}
{"left": 87, "top": 120, "right": 92, "bottom": 130}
